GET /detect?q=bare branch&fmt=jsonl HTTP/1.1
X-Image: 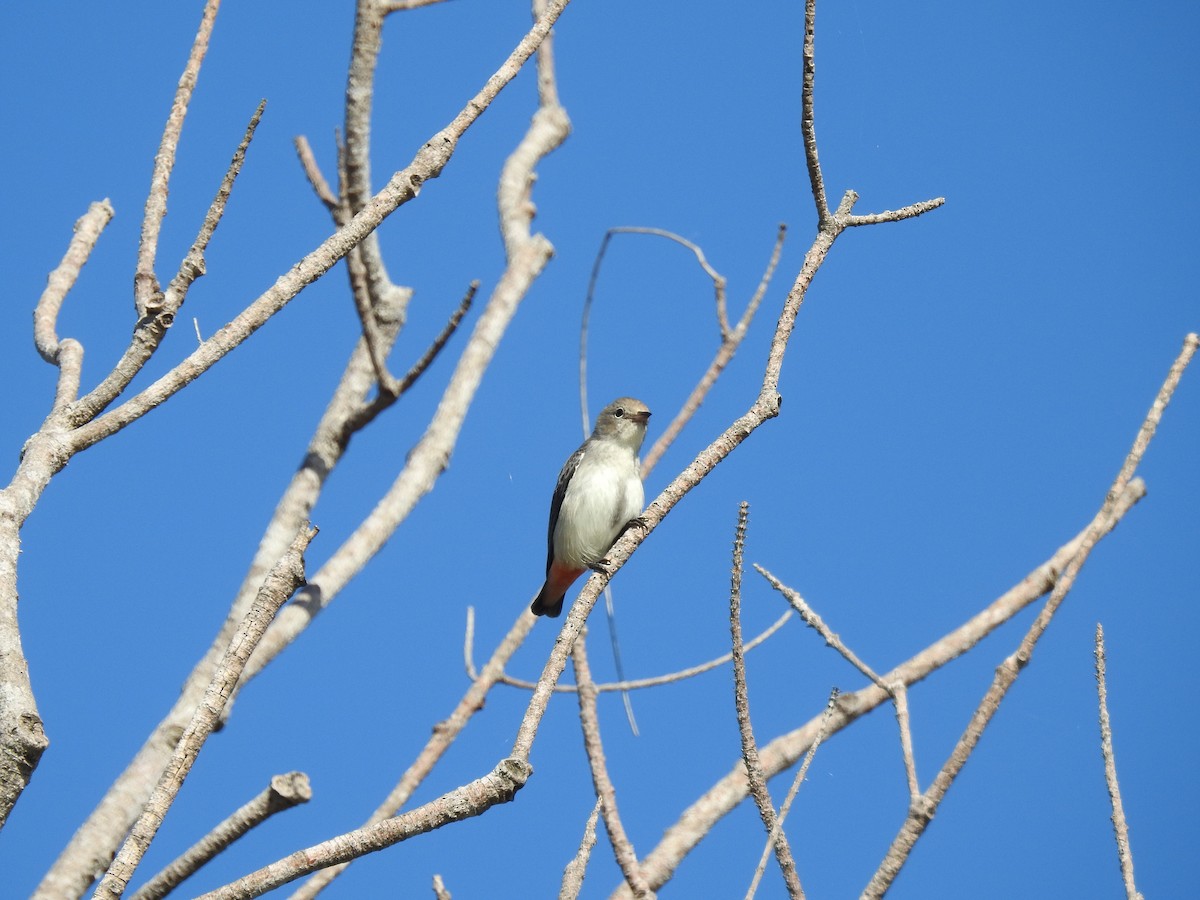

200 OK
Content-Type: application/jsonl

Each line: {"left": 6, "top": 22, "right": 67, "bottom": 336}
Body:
{"left": 572, "top": 634, "right": 652, "bottom": 898}
{"left": 198, "top": 759, "right": 531, "bottom": 899}
{"left": 1095, "top": 624, "right": 1144, "bottom": 900}
{"left": 67, "top": 0, "right": 573, "bottom": 448}
{"left": 617, "top": 478, "right": 1147, "bottom": 896}
{"left": 95, "top": 526, "right": 314, "bottom": 899}
{"left": 863, "top": 333, "right": 1197, "bottom": 897}
{"left": 845, "top": 197, "right": 947, "bottom": 226}
{"left": 467, "top": 608, "right": 792, "bottom": 692}
{"left": 37, "top": 281, "right": 410, "bottom": 900}
{"left": 432, "top": 873, "right": 452, "bottom": 900}
{"left": 755, "top": 569, "right": 920, "bottom": 799}
{"left": 800, "top": 0, "right": 827, "bottom": 223}
{"left": 293, "top": 135, "right": 339, "bottom": 212}
{"left": 280, "top": 2, "right": 572, "bottom": 892}
{"left": 730, "top": 504, "right": 803, "bottom": 899}
{"left": 380, "top": 0, "right": 453, "bottom": 11}
{"left": 746, "top": 691, "right": 837, "bottom": 900}
{"left": 34, "top": 200, "right": 114, "bottom": 364}
{"left": 395, "top": 282, "right": 478, "bottom": 395}
{"left": 33, "top": 200, "right": 114, "bottom": 410}
{"left": 289, "top": 610, "right": 537, "bottom": 898}
{"left": 129, "top": 772, "right": 312, "bottom": 900}
{"left": 135, "top": 0, "right": 222, "bottom": 320}
{"left": 164, "top": 100, "right": 267, "bottom": 309}
{"left": 560, "top": 800, "right": 602, "bottom": 900}
{"left": 71, "top": 96, "right": 267, "bottom": 430}
{"left": 240, "top": 5, "right": 570, "bottom": 683}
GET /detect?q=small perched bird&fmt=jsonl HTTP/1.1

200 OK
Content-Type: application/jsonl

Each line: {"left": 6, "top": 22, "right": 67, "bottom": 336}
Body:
{"left": 531, "top": 397, "right": 651, "bottom": 618}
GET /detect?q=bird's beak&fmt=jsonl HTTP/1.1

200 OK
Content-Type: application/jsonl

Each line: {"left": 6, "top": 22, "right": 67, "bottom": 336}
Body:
{"left": 632, "top": 410, "right": 651, "bottom": 424}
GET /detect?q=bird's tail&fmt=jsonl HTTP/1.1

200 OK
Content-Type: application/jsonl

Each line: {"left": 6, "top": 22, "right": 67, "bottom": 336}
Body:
{"left": 530, "top": 587, "right": 565, "bottom": 618}
{"left": 531, "top": 562, "right": 586, "bottom": 618}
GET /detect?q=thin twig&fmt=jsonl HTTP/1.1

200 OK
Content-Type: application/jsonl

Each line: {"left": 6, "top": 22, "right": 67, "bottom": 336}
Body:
{"left": 432, "top": 873, "right": 452, "bottom": 900}
{"left": 73, "top": 101, "right": 268, "bottom": 429}
{"left": 560, "top": 799, "right": 602, "bottom": 900}
{"left": 800, "top": 0, "right": 827, "bottom": 223}
{"left": 339, "top": 279, "right": 477, "bottom": 432}
{"left": 730, "top": 504, "right": 803, "bottom": 898}
{"left": 642, "top": 225, "right": 788, "bottom": 476}
{"left": 1095, "top": 624, "right": 1143, "bottom": 900}
{"left": 845, "top": 197, "right": 947, "bottom": 226}
{"left": 343, "top": 0, "right": 412, "bottom": 382}
{"left": 166, "top": 100, "right": 266, "bottom": 313}
{"left": 134, "top": 0, "right": 222, "bottom": 320}
{"left": 465, "top": 609, "right": 793, "bottom": 692}
{"left": 746, "top": 690, "right": 837, "bottom": 900}
{"left": 755, "top": 568, "right": 920, "bottom": 799}
{"left": 600, "top": 585, "right": 639, "bottom": 735}
{"left": 398, "top": 283, "right": 477, "bottom": 393}
{"left": 572, "top": 633, "right": 653, "bottom": 898}
{"left": 293, "top": 135, "right": 339, "bottom": 212}
{"left": 129, "top": 772, "right": 312, "bottom": 900}
{"left": 380, "top": 1, "right": 455, "bottom": 17}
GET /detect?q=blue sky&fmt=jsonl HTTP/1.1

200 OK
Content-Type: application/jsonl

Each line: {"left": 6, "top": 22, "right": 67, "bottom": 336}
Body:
{"left": 1, "top": 1, "right": 1197, "bottom": 898}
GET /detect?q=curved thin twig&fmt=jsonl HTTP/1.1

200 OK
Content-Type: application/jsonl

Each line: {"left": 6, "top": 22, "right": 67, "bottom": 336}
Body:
{"left": 464, "top": 608, "right": 793, "bottom": 692}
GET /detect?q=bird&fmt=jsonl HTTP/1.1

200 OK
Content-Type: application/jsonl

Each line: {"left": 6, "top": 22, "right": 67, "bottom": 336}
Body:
{"left": 530, "top": 397, "right": 651, "bottom": 618}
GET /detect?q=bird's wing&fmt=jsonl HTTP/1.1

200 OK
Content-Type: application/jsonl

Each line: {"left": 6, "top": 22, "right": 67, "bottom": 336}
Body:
{"left": 546, "top": 443, "right": 587, "bottom": 575}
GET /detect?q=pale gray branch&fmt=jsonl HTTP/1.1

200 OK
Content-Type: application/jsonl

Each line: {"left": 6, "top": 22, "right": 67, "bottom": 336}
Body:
{"left": 613, "top": 478, "right": 1147, "bottom": 897}
{"left": 1095, "top": 625, "right": 1143, "bottom": 900}
{"left": 560, "top": 800, "right": 602, "bottom": 900}
{"left": 729, "top": 504, "right": 802, "bottom": 899}
{"left": 862, "top": 333, "right": 1197, "bottom": 898}
{"left": 129, "top": 772, "right": 312, "bottom": 900}
{"left": 134, "top": 0, "right": 221, "bottom": 320}
{"left": 198, "top": 759, "right": 531, "bottom": 899}
{"left": 466, "top": 609, "right": 793, "bottom": 693}
{"left": 94, "top": 527, "right": 313, "bottom": 899}
{"left": 572, "top": 635, "right": 653, "bottom": 898}
{"left": 746, "top": 691, "right": 837, "bottom": 900}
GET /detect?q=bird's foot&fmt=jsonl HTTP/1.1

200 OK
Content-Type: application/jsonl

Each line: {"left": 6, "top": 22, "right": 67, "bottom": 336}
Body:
{"left": 624, "top": 515, "right": 650, "bottom": 535}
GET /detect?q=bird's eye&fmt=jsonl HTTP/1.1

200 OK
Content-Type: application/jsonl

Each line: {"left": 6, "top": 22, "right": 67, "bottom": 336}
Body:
{"left": 613, "top": 407, "right": 625, "bottom": 418}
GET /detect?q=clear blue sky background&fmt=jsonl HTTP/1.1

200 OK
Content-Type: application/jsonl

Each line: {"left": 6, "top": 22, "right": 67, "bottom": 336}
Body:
{"left": 1, "top": 2, "right": 1197, "bottom": 898}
